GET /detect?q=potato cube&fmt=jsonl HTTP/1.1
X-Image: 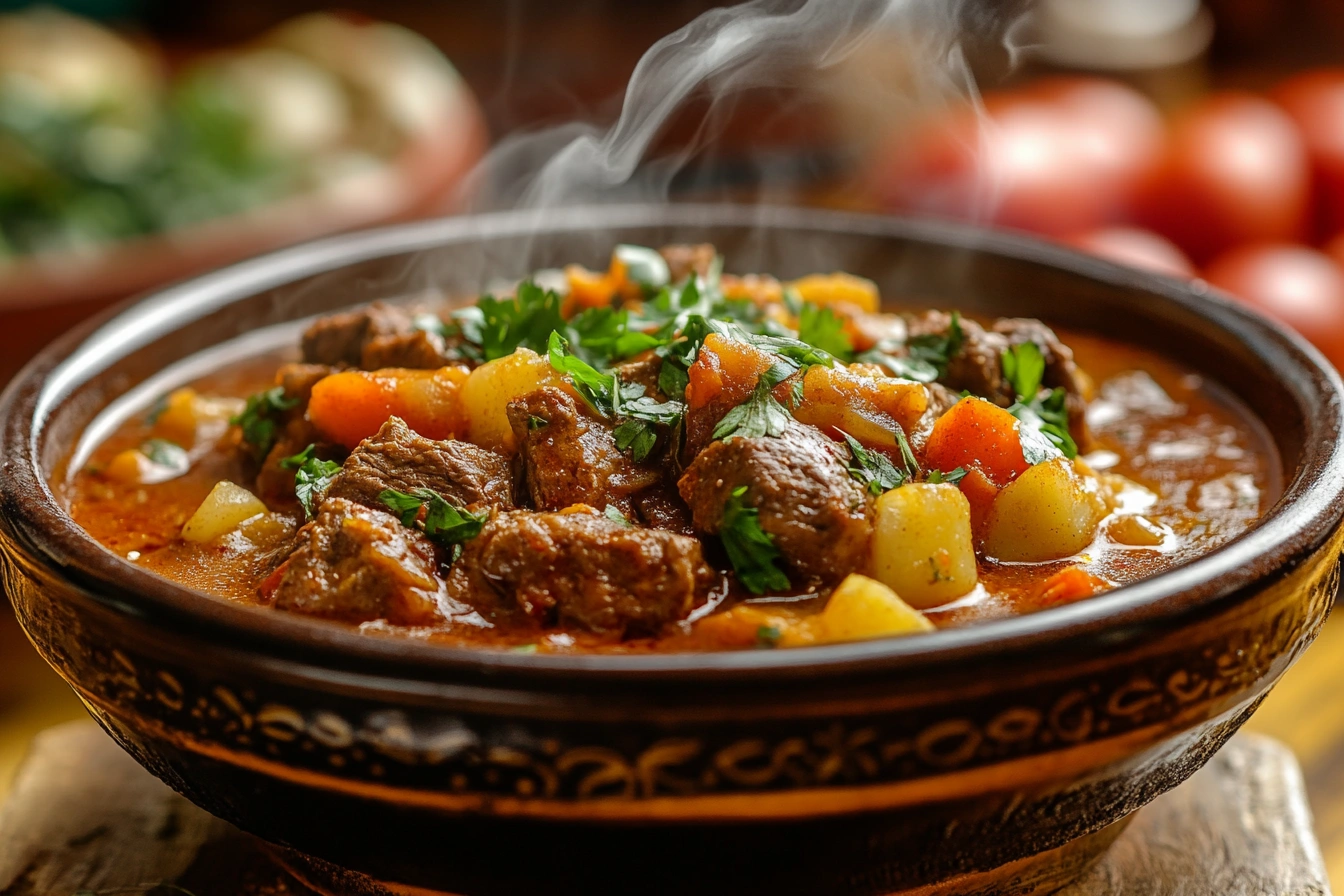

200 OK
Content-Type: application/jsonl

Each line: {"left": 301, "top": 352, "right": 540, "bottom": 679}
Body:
{"left": 181, "top": 481, "right": 268, "bottom": 544}
{"left": 870, "top": 483, "right": 978, "bottom": 609}
{"left": 817, "top": 573, "right": 934, "bottom": 643}
{"left": 981, "top": 458, "right": 1107, "bottom": 562}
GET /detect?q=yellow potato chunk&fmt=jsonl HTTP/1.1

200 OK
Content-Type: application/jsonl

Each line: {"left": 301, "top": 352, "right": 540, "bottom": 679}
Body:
{"left": 154, "top": 388, "right": 244, "bottom": 448}
{"left": 982, "top": 458, "right": 1108, "bottom": 562}
{"left": 870, "top": 484, "right": 977, "bottom": 609}
{"left": 460, "top": 348, "right": 566, "bottom": 454}
{"left": 814, "top": 574, "right": 934, "bottom": 643}
{"left": 181, "top": 481, "right": 268, "bottom": 544}
{"left": 787, "top": 272, "right": 879, "bottom": 313}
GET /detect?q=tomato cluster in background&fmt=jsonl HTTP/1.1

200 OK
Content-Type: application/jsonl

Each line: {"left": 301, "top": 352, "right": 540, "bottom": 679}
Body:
{"left": 867, "top": 73, "right": 1344, "bottom": 371}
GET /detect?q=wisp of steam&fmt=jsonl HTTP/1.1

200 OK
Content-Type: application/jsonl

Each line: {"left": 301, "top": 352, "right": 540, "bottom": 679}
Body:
{"left": 465, "top": 0, "right": 1029, "bottom": 213}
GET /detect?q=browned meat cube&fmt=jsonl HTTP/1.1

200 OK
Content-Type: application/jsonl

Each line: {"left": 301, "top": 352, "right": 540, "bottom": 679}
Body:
{"left": 678, "top": 421, "right": 873, "bottom": 583}
{"left": 323, "top": 417, "right": 514, "bottom": 513}
{"left": 658, "top": 243, "right": 717, "bottom": 283}
{"left": 612, "top": 351, "right": 666, "bottom": 398}
{"left": 272, "top": 498, "right": 452, "bottom": 626}
{"left": 445, "top": 509, "right": 714, "bottom": 636}
{"left": 300, "top": 302, "right": 456, "bottom": 370}
{"left": 507, "top": 388, "right": 661, "bottom": 515}
{"left": 276, "top": 363, "right": 335, "bottom": 407}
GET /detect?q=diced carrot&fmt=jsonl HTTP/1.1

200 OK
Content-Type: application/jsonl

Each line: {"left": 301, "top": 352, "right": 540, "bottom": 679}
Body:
{"left": 956, "top": 465, "right": 1001, "bottom": 533}
{"left": 924, "top": 398, "right": 1030, "bottom": 487}
{"left": 308, "top": 367, "right": 470, "bottom": 449}
{"left": 791, "top": 365, "right": 930, "bottom": 449}
{"left": 563, "top": 264, "right": 618, "bottom": 315}
{"left": 1032, "top": 566, "right": 1112, "bottom": 607}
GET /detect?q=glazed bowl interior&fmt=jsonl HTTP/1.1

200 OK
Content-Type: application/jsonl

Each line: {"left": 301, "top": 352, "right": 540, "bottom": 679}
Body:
{"left": 7, "top": 204, "right": 1343, "bottom": 681}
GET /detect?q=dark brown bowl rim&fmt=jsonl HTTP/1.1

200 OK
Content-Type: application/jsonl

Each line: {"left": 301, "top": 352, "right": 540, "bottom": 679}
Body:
{"left": 3, "top": 204, "right": 1342, "bottom": 684}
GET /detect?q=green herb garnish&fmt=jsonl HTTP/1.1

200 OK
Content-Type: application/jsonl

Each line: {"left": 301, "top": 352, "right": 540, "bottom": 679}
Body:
{"left": 603, "top": 505, "right": 634, "bottom": 527}
{"left": 141, "top": 438, "right": 188, "bottom": 471}
{"left": 281, "top": 443, "right": 342, "bottom": 519}
{"left": 231, "top": 387, "right": 298, "bottom": 460}
{"left": 614, "top": 243, "right": 671, "bottom": 289}
{"left": 720, "top": 485, "right": 789, "bottom": 595}
{"left": 378, "top": 487, "right": 489, "bottom": 556}
{"left": 926, "top": 466, "right": 968, "bottom": 486}
{"left": 455, "top": 280, "right": 566, "bottom": 362}
{"left": 1002, "top": 342, "right": 1077, "bottom": 459}
{"left": 839, "top": 431, "right": 907, "bottom": 494}
{"left": 797, "top": 303, "right": 854, "bottom": 362}
{"left": 756, "top": 624, "right": 782, "bottom": 648}
{"left": 713, "top": 376, "right": 793, "bottom": 442}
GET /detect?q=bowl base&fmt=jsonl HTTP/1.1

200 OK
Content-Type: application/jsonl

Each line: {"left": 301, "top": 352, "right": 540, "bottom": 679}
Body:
{"left": 271, "top": 817, "right": 1129, "bottom": 896}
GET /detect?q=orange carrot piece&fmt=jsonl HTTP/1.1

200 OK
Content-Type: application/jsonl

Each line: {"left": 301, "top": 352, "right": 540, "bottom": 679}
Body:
{"left": 924, "top": 397, "right": 1030, "bottom": 487}
{"left": 682, "top": 334, "right": 777, "bottom": 458}
{"left": 1033, "top": 566, "right": 1112, "bottom": 607}
{"left": 308, "top": 367, "right": 469, "bottom": 449}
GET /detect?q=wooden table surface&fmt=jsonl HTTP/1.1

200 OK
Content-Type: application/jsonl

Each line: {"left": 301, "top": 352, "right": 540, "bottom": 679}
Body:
{"left": 2, "top": 606, "right": 1342, "bottom": 889}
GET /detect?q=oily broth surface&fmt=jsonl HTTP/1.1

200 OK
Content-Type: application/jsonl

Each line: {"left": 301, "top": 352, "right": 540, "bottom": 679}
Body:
{"left": 56, "top": 327, "right": 1277, "bottom": 652}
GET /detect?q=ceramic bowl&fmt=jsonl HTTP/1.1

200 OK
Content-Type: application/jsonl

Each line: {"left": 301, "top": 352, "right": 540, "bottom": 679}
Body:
{"left": 2, "top": 205, "right": 1341, "bottom": 896}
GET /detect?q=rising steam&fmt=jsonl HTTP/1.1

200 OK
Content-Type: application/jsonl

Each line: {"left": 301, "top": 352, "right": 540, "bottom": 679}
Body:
{"left": 464, "top": 0, "right": 1029, "bottom": 212}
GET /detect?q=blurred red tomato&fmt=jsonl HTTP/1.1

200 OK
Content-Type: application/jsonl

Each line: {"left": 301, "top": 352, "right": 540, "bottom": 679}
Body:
{"left": 1271, "top": 69, "right": 1344, "bottom": 240}
{"left": 1065, "top": 227, "right": 1195, "bottom": 278}
{"left": 1203, "top": 243, "right": 1344, "bottom": 367}
{"left": 1131, "top": 93, "right": 1310, "bottom": 264}
{"left": 870, "top": 77, "right": 1164, "bottom": 236}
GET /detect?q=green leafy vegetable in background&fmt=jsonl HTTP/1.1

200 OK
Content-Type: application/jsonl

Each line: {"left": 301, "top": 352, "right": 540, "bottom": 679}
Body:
{"left": 231, "top": 387, "right": 297, "bottom": 460}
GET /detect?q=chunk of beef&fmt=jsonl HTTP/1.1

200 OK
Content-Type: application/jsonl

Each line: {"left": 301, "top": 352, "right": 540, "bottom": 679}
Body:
{"left": 659, "top": 243, "right": 717, "bottom": 283}
{"left": 277, "top": 363, "right": 335, "bottom": 407}
{"left": 678, "top": 421, "right": 873, "bottom": 583}
{"left": 634, "top": 483, "right": 695, "bottom": 536}
{"left": 362, "top": 330, "right": 453, "bottom": 370}
{"left": 904, "top": 311, "right": 1014, "bottom": 406}
{"left": 323, "top": 417, "right": 514, "bottom": 513}
{"left": 507, "top": 388, "right": 661, "bottom": 515}
{"left": 272, "top": 498, "right": 461, "bottom": 626}
{"left": 444, "top": 508, "right": 712, "bottom": 636}
{"left": 301, "top": 302, "right": 454, "bottom": 370}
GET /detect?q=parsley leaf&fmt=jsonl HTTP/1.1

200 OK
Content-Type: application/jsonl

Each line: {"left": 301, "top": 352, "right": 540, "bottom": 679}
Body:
{"left": 926, "top": 466, "right": 968, "bottom": 485}
{"left": 459, "top": 281, "right": 567, "bottom": 361}
{"left": 906, "top": 310, "right": 965, "bottom": 378}
{"left": 720, "top": 485, "right": 790, "bottom": 595}
{"left": 378, "top": 487, "right": 488, "bottom": 555}
{"left": 756, "top": 624, "right": 782, "bottom": 648}
{"left": 567, "top": 306, "right": 663, "bottom": 366}
{"left": 231, "top": 387, "right": 298, "bottom": 460}
{"left": 840, "top": 430, "right": 907, "bottom": 494}
{"left": 1002, "top": 342, "right": 1046, "bottom": 401}
{"left": 713, "top": 377, "right": 792, "bottom": 441}
{"left": 281, "top": 443, "right": 342, "bottom": 519}
{"left": 603, "top": 505, "right": 634, "bottom": 527}
{"left": 797, "top": 304, "right": 854, "bottom": 362}
{"left": 854, "top": 348, "right": 939, "bottom": 383}
{"left": 1002, "top": 342, "right": 1078, "bottom": 460}
{"left": 548, "top": 331, "right": 685, "bottom": 460}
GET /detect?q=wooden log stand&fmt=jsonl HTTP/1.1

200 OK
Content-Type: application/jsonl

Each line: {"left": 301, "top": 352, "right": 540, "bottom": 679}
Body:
{"left": 0, "top": 722, "right": 1332, "bottom": 896}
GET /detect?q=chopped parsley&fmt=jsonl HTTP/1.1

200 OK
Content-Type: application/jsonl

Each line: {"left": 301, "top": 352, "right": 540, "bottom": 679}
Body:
{"left": 857, "top": 311, "right": 966, "bottom": 382}
{"left": 455, "top": 280, "right": 567, "bottom": 362}
{"left": 547, "top": 331, "right": 685, "bottom": 462}
{"left": 926, "top": 466, "right": 968, "bottom": 486}
{"left": 720, "top": 485, "right": 789, "bottom": 595}
{"left": 603, "top": 505, "right": 634, "bottom": 527}
{"left": 756, "top": 624, "right": 783, "bottom": 648}
{"left": 231, "top": 387, "right": 298, "bottom": 460}
{"left": 281, "top": 444, "right": 342, "bottom": 519}
{"left": 527, "top": 414, "right": 548, "bottom": 431}
{"left": 378, "top": 487, "right": 489, "bottom": 557}
{"left": 1002, "top": 342, "right": 1077, "bottom": 459}
{"left": 713, "top": 375, "right": 793, "bottom": 441}
{"left": 840, "top": 431, "right": 908, "bottom": 494}
{"left": 796, "top": 303, "right": 854, "bottom": 362}
{"left": 566, "top": 306, "right": 664, "bottom": 366}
